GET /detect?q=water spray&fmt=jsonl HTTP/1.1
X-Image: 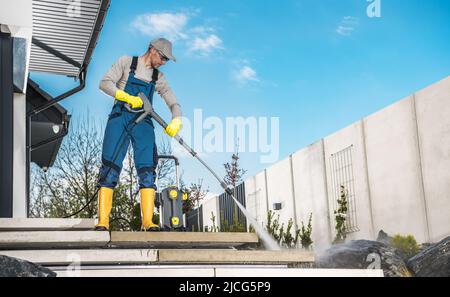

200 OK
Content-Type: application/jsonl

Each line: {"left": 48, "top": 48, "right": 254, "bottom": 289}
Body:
{"left": 137, "top": 93, "right": 281, "bottom": 251}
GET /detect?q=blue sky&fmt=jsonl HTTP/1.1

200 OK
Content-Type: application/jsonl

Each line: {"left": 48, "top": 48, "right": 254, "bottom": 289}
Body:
{"left": 31, "top": 0, "right": 450, "bottom": 194}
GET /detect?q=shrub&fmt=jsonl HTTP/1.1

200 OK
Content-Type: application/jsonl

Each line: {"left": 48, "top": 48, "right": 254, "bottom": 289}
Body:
{"left": 299, "top": 213, "right": 313, "bottom": 250}
{"left": 205, "top": 211, "right": 219, "bottom": 232}
{"left": 265, "top": 210, "right": 313, "bottom": 249}
{"left": 333, "top": 185, "right": 348, "bottom": 244}
{"left": 392, "top": 234, "right": 420, "bottom": 259}
{"left": 220, "top": 210, "right": 246, "bottom": 232}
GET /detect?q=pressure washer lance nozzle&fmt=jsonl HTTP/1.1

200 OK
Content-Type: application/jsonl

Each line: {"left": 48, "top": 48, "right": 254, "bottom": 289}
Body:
{"left": 224, "top": 186, "right": 233, "bottom": 196}
{"left": 136, "top": 92, "right": 281, "bottom": 250}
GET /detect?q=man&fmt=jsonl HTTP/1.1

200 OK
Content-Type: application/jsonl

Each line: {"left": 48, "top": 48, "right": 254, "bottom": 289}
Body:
{"left": 95, "top": 38, "right": 182, "bottom": 231}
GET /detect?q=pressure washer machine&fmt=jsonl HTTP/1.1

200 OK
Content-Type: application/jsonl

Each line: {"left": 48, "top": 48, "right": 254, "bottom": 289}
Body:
{"left": 155, "top": 155, "right": 187, "bottom": 231}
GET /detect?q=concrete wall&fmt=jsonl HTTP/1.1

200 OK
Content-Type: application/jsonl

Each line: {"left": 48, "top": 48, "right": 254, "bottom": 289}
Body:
{"left": 243, "top": 76, "right": 450, "bottom": 250}
{"left": 13, "top": 93, "right": 27, "bottom": 218}
{"left": 201, "top": 195, "right": 220, "bottom": 231}
{"left": 291, "top": 140, "right": 332, "bottom": 251}
{"left": 244, "top": 171, "right": 269, "bottom": 229}
{"left": 414, "top": 77, "right": 450, "bottom": 242}
{"left": 364, "top": 96, "right": 430, "bottom": 243}
{"left": 265, "top": 157, "right": 297, "bottom": 229}
{"left": 323, "top": 121, "right": 375, "bottom": 241}
{"left": 0, "top": 0, "right": 32, "bottom": 91}
{"left": 0, "top": 0, "right": 32, "bottom": 27}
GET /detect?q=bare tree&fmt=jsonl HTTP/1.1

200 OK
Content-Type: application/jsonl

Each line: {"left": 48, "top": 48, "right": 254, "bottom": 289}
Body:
{"left": 111, "top": 148, "right": 138, "bottom": 230}
{"left": 109, "top": 134, "right": 178, "bottom": 230}
{"left": 29, "top": 164, "right": 50, "bottom": 218}
{"left": 223, "top": 153, "right": 247, "bottom": 189}
{"left": 222, "top": 140, "right": 247, "bottom": 232}
{"left": 184, "top": 179, "right": 209, "bottom": 230}
{"left": 155, "top": 136, "right": 176, "bottom": 189}
{"left": 32, "top": 117, "right": 102, "bottom": 218}
{"left": 184, "top": 179, "right": 209, "bottom": 213}
{"left": 223, "top": 140, "right": 247, "bottom": 189}
{"left": 29, "top": 113, "right": 181, "bottom": 231}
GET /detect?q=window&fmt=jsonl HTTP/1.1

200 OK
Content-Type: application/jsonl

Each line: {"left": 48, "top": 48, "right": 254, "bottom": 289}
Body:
{"left": 329, "top": 145, "right": 359, "bottom": 233}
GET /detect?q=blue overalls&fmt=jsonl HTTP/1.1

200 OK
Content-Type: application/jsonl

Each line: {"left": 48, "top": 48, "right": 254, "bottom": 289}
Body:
{"left": 98, "top": 56, "right": 159, "bottom": 190}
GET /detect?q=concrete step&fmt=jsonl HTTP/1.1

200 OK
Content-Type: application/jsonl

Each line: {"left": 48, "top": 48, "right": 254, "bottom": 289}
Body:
{"left": 54, "top": 265, "right": 217, "bottom": 277}
{"left": 0, "top": 231, "right": 109, "bottom": 249}
{"left": 0, "top": 230, "right": 259, "bottom": 250}
{"left": 0, "top": 249, "right": 313, "bottom": 266}
{"left": 215, "top": 268, "right": 384, "bottom": 277}
{"left": 109, "top": 232, "right": 259, "bottom": 249}
{"left": 0, "top": 218, "right": 96, "bottom": 231}
{"left": 52, "top": 265, "right": 383, "bottom": 277}
{"left": 0, "top": 249, "right": 157, "bottom": 265}
{"left": 158, "top": 249, "right": 314, "bottom": 264}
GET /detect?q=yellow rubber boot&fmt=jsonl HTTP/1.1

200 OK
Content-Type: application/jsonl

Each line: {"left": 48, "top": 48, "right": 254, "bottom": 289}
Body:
{"left": 95, "top": 187, "right": 113, "bottom": 231}
{"left": 140, "top": 188, "right": 160, "bottom": 231}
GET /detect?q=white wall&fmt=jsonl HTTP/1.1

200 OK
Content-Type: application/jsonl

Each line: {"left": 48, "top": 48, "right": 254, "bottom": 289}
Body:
{"left": 243, "top": 76, "right": 450, "bottom": 247}
{"left": 364, "top": 96, "right": 430, "bottom": 243}
{"left": 323, "top": 121, "right": 375, "bottom": 241}
{"left": 201, "top": 195, "right": 220, "bottom": 231}
{"left": 291, "top": 140, "right": 332, "bottom": 251}
{"left": 265, "top": 157, "right": 297, "bottom": 229}
{"left": 13, "top": 94, "right": 27, "bottom": 218}
{"left": 414, "top": 77, "right": 450, "bottom": 242}
{"left": 0, "top": 0, "right": 32, "bottom": 27}
{"left": 244, "top": 171, "right": 269, "bottom": 229}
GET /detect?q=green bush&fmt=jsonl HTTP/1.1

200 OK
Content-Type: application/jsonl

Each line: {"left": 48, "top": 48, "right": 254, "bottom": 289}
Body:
{"left": 265, "top": 210, "right": 313, "bottom": 249}
{"left": 299, "top": 213, "right": 313, "bottom": 250}
{"left": 205, "top": 211, "right": 220, "bottom": 232}
{"left": 333, "top": 185, "right": 348, "bottom": 244}
{"left": 266, "top": 210, "right": 283, "bottom": 244}
{"left": 392, "top": 234, "right": 420, "bottom": 259}
{"left": 220, "top": 209, "right": 246, "bottom": 232}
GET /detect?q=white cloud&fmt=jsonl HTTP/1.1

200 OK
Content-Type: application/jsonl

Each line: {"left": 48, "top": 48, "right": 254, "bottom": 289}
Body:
{"left": 234, "top": 66, "right": 259, "bottom": 84}
{"left": 188, "top": 34, "right": 223, "bottom": 56}
{"left": 131, "top": 12, "right": 189, "bottom": 41}
{"left": 189, "top": 26, "right": 215, "bottom": 35}
{"left": 343, "top": 16, "right": 359, "bottom": 24}
{"left": 336, "top": 16, "right": 360, "bottom": 36}
{"left": 130, "top": 11, "right": 225, "bottom": 56}
{"left": 336, "top": 25, "right": 355, "bottom": 36}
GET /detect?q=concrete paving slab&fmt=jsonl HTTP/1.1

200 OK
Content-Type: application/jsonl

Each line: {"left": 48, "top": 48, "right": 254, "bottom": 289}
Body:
{"left": 54, "top": 266, "right": 383, "bottom": 277}
{"left": 110, "top": 232, "right": 259, "bottom": 248}
{"left": 0, "top": 218, "right": 96, "bottom": 231}
{"left": 0, "top": 249, "right": 157, "bottom": 265}
{"left": 215, "top": 268, "right": 384, "bottom": 277}
{"left": 159, "top": 249, "right": 314, "bottom": 264}
{"left": 0, "top": 231, "right": 109, "bottom": 249}
{"left": 55, "top": 267, "right": 215, "bottom": 277}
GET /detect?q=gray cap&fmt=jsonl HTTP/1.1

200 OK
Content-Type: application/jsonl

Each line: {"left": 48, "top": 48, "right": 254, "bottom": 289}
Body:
{"left": 150, "top": 38, "right": 176, "bottom": 62}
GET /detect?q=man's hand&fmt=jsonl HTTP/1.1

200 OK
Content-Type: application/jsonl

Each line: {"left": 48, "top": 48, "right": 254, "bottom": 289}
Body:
{"left": 114, "top": 90, "right": 143, "bottom": 109}
{"left": 165, "top": 118, "right": 182, "bottom": 137}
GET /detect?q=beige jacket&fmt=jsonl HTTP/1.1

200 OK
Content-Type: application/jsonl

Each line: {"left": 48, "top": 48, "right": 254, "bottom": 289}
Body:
{"left": 99, "top": 55, "right": 181, "bottom": 119}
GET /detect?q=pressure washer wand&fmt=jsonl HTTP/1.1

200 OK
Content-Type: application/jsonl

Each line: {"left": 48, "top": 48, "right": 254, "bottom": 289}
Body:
{"left": 138, "top": 93, "right": 281, "bottom": 250}
{"left": 137, "top": 93, "right": 232, "bottom": 195}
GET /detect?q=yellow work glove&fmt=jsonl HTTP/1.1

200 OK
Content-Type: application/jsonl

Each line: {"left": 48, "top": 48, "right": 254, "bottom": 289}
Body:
{"left": 165, "top": 118, "right": 182, "bottom": 137}
{"left": 114, "top": 90, "right": 143, "bottom": 109}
